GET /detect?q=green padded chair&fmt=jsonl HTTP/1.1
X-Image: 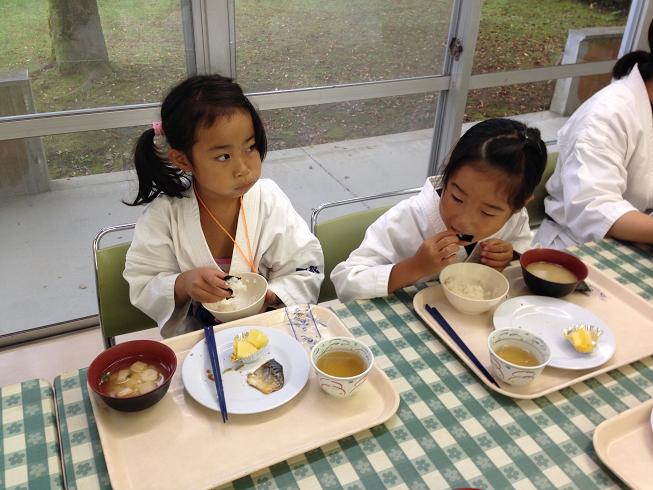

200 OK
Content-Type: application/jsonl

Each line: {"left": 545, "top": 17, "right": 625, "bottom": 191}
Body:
{"left": 525, "top": 151, "right": 557, "bottom": 228}
{"left": 93, "top": 224, "right": 157, "bottom": 349}
{"left": 310, "top": 188, "right": 421, "bottom": 302}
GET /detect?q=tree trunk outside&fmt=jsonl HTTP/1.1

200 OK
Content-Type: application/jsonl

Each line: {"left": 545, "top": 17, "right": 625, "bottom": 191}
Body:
{"left": 48, "top": 0, "right": 110, "bottom": 75}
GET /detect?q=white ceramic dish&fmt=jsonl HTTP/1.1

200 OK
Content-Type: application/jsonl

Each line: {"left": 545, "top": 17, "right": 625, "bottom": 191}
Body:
{"left": 493, "top": 296, "right": 616, "bottom": 370}
{"left": 181, "top": 326, "right": 310, "bottom": 414}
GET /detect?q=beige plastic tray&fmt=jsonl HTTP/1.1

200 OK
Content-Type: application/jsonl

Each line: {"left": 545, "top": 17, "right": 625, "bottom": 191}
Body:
{"left": 89, "top": 306, "right": 399, "bottom": 490}
{"left": 593, "top": 399, "right": 653, "bottom": 489}
{"left": 413, "top": 262, "right": 653, "bottom": 399}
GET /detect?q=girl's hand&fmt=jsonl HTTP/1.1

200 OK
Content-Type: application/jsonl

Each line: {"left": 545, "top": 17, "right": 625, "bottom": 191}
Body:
{"left": 480, "top": 239, "right": 513, "bottom": 270}
{"left": 261, "top": 289, "right": 279, "bottom": 312}
{"left": 389, "top": 231, "right": 461, "bottom": 294}
{"left": 175, "top": 267, "right": 233, "bottom": 305}
{"left": 414, "top": 231, "right": 461, "bottom": 276}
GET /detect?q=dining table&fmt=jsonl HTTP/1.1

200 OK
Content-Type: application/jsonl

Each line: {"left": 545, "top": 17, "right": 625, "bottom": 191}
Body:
{"left": 49, "top": 238, "right": 652, "bottom": 489}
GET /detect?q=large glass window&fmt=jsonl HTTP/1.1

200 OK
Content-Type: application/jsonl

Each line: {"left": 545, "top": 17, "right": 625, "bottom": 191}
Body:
{"left": 470, "top": 0, "right": 630, "bottom": 122}
{"left": 0, "top": 0, "right": 189, "bottom": 116}
{"left": 235, "top": 1, "right": 453, "bottom": 91}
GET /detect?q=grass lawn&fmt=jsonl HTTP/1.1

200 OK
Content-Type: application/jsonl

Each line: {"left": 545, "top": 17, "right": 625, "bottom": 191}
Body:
{"left": 0, "top": 0, "right": 626, "bottom": 178}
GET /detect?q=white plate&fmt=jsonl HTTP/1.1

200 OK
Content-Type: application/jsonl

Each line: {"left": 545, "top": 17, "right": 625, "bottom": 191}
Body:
{"left": 181, "top": 326, "right": 310, "bottom": 414}
{"left": 493, "top": 296, "right": 616, "bottom": 370}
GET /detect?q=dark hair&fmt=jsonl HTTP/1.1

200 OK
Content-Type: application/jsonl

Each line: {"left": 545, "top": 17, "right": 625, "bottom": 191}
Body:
{"left": 441, "top": 118, "right": 547, "bottom": 210}
{"left": 127, "top": 74, "right": 267, "bottom": 206}
{"left": 612, "top": 19, "right": 653, "bottom": 80}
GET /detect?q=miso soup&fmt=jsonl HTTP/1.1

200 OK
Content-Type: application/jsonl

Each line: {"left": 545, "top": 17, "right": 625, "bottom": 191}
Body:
{"left": 316, "top": 350, "right": 366, "bottom": 377}
{"left": 495, "top": 345, "right": 540, "bottom": 367}
{"left": 526, "top": 261, "right": 577, "bottom": 284}
{"left": 99, "top": 360, "right": 165, "bottom": 398}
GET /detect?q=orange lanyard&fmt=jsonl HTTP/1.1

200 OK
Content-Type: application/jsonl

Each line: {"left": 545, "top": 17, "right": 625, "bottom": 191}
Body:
{"left": 194, "top": 189, "right": 257, "bottom": 273}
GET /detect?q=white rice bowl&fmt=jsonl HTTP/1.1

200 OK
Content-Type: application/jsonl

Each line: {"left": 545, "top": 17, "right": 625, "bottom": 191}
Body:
{"left": 439, "top": 263, "right": 509, "bottom": 315}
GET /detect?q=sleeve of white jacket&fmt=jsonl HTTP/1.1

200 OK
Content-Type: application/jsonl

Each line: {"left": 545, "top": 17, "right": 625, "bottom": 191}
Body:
{"left": 507, "top": 208, "right": 533, "bottom": 253}
{"left": 331, "top": 199, "right": 425, "bottom": 303}
{"left": 123, "top": 205, "right": 188, "bottom": 329}
{"left": 260, "top": 189, "right": 324, "bottom": 306}
{"left": 555, "top": 113, "right": 638, "bottom": 243}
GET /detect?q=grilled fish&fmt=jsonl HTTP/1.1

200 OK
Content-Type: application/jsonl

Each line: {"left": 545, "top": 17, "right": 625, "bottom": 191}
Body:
{"left": 246, "top": 359, "right": 284, "bottom": 394}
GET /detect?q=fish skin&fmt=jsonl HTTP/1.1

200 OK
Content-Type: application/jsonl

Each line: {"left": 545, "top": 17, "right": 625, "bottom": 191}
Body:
{"left": 247, "top": 359, "right": 284, "bottom": 394}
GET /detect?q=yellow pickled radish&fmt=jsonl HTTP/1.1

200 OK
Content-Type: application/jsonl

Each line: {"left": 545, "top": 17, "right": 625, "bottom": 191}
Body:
{"left": 246, "top": 329, "right": 268, "bottom": 349}
{"left": 233, "top": 339, "right": 258, "bottom": 359}
{"left": 230, "top": 329, "right": 269, "bottom": 361}
{"left": 568, "top": 329, "right": 594, "bottom": 353}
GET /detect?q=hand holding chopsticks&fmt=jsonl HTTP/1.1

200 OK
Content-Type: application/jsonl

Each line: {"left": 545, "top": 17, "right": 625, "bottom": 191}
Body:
{"left": 203, "top": 325, "right": 228, "bottom": 422}
{"left": 425, "top": 303, "right": 500, "bottom": 388}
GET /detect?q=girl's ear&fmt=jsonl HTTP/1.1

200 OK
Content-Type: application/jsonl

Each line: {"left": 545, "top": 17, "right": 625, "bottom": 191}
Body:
{"left": 168, "top": 149, "right": 193, "bottom": 173}
{"left": 514, "top": 193, "right": 534, "bottom": 214}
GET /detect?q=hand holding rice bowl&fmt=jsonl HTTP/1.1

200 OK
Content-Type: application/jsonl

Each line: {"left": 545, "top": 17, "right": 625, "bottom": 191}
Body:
{"left": 203, "top": 272, "right": 268, "bottom": 323}
{"left": 439, "top": 263, "right": 510, "bottom": 315}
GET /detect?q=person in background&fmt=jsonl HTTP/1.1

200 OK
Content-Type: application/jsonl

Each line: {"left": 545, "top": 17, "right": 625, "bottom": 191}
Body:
{"left": 534, "top": 21, "right": 653, "bottom": 248}
{"left": 124, "top": 75, "right": 323, "bottom": 337}
{"left": 332, "top": 118, "right": 547, "bottom": 303}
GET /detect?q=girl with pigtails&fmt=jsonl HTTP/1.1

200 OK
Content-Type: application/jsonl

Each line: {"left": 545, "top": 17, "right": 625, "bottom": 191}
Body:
{"left": 332, "top": 118, "right": 548, "bottom": 303}
{"left": 124, "top": 75, "right": 324, "bottom": 336}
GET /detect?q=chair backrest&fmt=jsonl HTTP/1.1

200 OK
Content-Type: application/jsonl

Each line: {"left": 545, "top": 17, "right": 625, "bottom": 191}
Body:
{"left": 311, "top": 187, "right": 421, "bottom": 302}
{"left": 315, "top": 207, "right": 391, "bottom": 302}
{"left": 525, "top": 151, "right": 558, "bottom": 228}
{"left": 93, "top": 224, "right": 157, "bottom": 348}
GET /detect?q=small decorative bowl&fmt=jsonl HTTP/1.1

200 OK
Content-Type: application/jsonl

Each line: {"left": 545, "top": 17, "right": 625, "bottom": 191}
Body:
{"left": 310, "top": 337, "right": 374, "bottom": 398}
{"left": 87, "top": 340, "right": 177, "bottom": 412}
{"left": 520, "top": 248, "right": 588, "bottom": 298}
{"left": 488, "top": 328, "right": 551, "bottom": 386}
{"left": 563, "top": 324, "right": 603, "bottom": 354}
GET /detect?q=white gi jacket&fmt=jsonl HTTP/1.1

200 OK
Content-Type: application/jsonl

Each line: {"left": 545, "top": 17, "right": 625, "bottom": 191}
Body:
{"left": 331, "top": 177, "right": 533, "bottom": 303}
{"left": 534, "top": 64, "right": 653, "bottom": 248}
{"left": 124, "top": 179, "right": 324, "bottom": 337}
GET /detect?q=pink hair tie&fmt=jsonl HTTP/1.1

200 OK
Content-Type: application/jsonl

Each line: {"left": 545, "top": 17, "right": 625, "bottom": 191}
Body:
{"left": 152, "top": 121, "right": 164, "bottom": 136}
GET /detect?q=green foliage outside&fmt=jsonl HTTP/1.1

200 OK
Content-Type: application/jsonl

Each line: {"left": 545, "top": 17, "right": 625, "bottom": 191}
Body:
{"left": 0, "top": 0, "right": 626, "bottom": 179}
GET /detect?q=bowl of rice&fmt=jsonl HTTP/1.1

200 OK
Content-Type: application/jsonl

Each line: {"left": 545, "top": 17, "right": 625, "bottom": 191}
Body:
{"left": 439, "top": 263, "right": 509, "bottom": 315}
{"left": 202, "top": 272, "right": 268, "bottom": 323}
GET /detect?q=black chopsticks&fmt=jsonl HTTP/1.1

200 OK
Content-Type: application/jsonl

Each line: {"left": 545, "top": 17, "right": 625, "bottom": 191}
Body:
{"left": 203, "top": 325, "right": 228, "bottom": 422}
{"left": 425, "top": 303, "right": 500, "bottom": 388}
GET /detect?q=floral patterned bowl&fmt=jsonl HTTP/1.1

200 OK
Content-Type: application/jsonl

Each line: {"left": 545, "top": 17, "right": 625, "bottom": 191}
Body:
{"left": 487, "top": 328, "right": 551, "bottom": 386}
{"left": 310, "top": 337, "right": 374, "bottom": 398}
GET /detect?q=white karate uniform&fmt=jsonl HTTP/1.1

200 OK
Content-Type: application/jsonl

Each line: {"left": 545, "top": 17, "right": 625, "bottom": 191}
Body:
{"left": 331, "top": 177, "right": 533, "bottom": 303}
{"left": 124, "top": 179, "right": 324, "bottom": 337}
{"left": 534, "top": 64, "right": 653, "bottom": 248}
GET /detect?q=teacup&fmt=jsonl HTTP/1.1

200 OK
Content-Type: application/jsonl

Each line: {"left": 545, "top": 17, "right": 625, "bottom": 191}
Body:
{"left": 310, "top": 337, "right": 374, "bottom": 398}
{"left": 488, "top": 328, "right": 551, "bottom": 386}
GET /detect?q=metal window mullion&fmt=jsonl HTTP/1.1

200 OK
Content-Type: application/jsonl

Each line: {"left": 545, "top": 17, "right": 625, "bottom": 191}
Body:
{"left": 619, "top": 0, "right": 652, "bottom": 56}
{"left": 428, "top": 0, "right": 483, "bottom": 177}
{"left": 204, "top": 0, "right": 235, "bottom": 77}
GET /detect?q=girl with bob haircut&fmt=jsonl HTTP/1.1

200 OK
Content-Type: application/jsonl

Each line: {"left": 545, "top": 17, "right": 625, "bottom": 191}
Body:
{"left": 124, "top": 74, "right": 324, "bottom": 336}
{"left": 332, "top": 118, "right": 547, "bottom": 303}
{"left": 535, "top": 20, "right": 653, "bottom": 247}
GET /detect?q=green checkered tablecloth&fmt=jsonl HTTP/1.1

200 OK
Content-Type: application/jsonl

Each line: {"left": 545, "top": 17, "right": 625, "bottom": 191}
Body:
{"left": 55, "top": 239, "right": 652, "bottom": 489}
{"left": 0, "top": 379, "right": 64, "bottom": 490}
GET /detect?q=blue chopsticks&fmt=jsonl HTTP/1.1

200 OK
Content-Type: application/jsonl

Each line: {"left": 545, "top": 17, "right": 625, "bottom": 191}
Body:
{"left": 203, "top": 325, "right": 228, "bottom": 422}
{"left": 425, "top": 303, "right": 500, "bottom": 388}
